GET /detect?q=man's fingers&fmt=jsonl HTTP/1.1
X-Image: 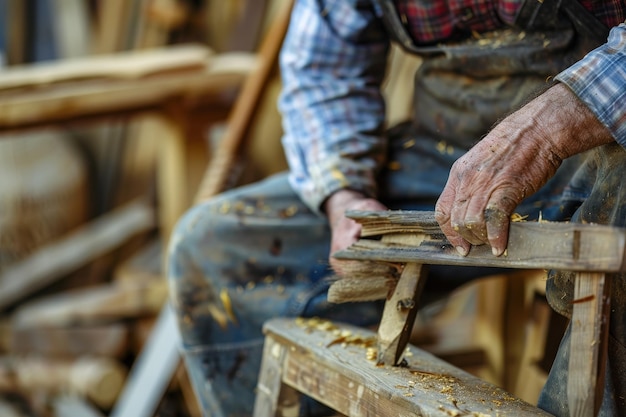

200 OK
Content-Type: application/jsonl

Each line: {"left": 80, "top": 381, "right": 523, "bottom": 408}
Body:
{"left": 484, "top": 192, "right": 520, "bottom": 255}
{"left": 437, "top": 186, "right": 520, "bottom": 257}
{"left": 435, "top": 200, "right": 471, "bottom": 257}
{"left": 448, "top": 193, "right": 489, "bottom": 246}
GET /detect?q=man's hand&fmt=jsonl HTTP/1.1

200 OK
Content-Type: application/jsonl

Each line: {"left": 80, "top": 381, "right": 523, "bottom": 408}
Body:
{"left": 435, "top": 83, "right": 614, "bottom": 257}
{"left": 324, "top": 189, "right": 388, "bottom": 274}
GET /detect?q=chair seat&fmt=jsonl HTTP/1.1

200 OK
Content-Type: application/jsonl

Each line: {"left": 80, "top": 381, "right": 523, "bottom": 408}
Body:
{"left": 254, "top": 317, "right": 552, "bottom": 417}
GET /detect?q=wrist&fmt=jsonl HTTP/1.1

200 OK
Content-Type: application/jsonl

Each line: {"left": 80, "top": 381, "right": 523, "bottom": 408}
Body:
{"left": 323, "top": 189, "right": 367, "bottom": 217}
{"left": 536, "top": 83, "right": 614, "bottom": 159}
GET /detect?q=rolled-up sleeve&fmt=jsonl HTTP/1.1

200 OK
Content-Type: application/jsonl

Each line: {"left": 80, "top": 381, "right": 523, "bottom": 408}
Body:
{"left": 278, "top": 0, "right": 390, "bottom": 214}
{"left": 555, "top": 22, "right": 626, "bottom": 148}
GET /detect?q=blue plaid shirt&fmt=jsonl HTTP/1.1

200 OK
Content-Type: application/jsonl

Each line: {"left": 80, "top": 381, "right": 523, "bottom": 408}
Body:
{"left": 278, "top": 0, "right": 626, "bottom": 214}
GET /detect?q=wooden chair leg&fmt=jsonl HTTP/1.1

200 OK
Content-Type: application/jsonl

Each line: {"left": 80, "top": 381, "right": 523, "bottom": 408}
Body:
{"left": 254, "top": 332, "right": 302, "bottom": 417}
{"left": 568, "top": 271, "right": 611, "bottom": 417}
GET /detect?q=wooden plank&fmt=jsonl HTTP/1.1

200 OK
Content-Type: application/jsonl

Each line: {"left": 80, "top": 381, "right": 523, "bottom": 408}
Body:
{"left": 0, "top": 356, "right": 127, "bottom": 409}
{"left": 568, "top": 272, "right": 610, "bottom": 417}
{"left": 10, "top": 323, "right": 129, "bottom": 359}
{"left": 335, "top": 211, "right": 626, "bottom": 273}
{"left": 0, "top": 44, "right": 212, "bottom": 91}
{"left": 109, "top": 305, "right": 181, "bottom": 417}
{"left": 258, "top": 317, "right": 552, "bottom": 416}
{"left": 52, "top": 395, "right": 106, "bottom": 417}
{"left": 11, "top": 279, "right": 168, "bottom": 328}
{"left": 0, "top": 59, "right": 247, "bottom": 131}
{"left": 6, "top": 0, "right": 31, "bottom": 65}
{"left": 133, "top": 0, "right": 187, "bottom": 49}
{"left": 51, "top": 0, "right": 91, "bottom": 59}
{"left": 194, "top": 0, "right": 294, "bottom": 202}
{"left": 156, "top": 107, "right": 188, "bottom": 241}
{"left": 376, "top": 262, "right": 424, "bottom": 366}
{"left": 254, "top": 328, "right": 319, "bottom": 417}
{"left": 0, "top": 199, "right": 154, "bottom": 309}
{"left": 94, "top": 0, "right": 135, "bottom": 53}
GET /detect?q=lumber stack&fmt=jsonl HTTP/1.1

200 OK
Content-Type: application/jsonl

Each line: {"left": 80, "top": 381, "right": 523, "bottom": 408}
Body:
{"left": 0, "top": 1, "right": 287, "bottom": 416}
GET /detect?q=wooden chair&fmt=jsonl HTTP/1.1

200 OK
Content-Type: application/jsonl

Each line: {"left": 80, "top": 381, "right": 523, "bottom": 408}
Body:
{"left": 254, "top": 211, "right": 621, "bottom": 417}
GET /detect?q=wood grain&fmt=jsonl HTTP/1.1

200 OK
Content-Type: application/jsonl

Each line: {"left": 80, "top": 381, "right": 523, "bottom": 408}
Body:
{"left": 335, "top": 210, "right": 626, "bottom": 272}
{"left": 255, "top": 318, "right": 552, "bottom": 416}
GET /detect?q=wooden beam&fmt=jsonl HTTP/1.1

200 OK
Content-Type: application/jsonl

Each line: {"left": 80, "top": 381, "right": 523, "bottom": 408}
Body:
{"left": 51, "top": 0, "right": 91, "bottom": 59}
{"left": 11, "top": 279, "right": 168, "bottom": 328}
{"left": 0, "top": 356, "right": 127, "bottom": 409}
{"left": 0, "top": 199, "right": 154, "bottom": 310}
{"left": 10, "top": 323, "right": 129, "bottom": 359}
{"left": 109, "top": 305, "right": 181, "bottom": 417}
{"left": 255, "top": 318, "right": 553, "bottom": 416}
{"left": 194, "top": 0, "right": 294, "bottom": 202}
{"left": 52, "top": 395, "right": 105, "bottom": 417}
{"left": 376, "top": 261, "right": 424, "bottom": 366}
{"left": 568, "top": 272, "right": 610, "bottom": 417}
{"left": 335, "top": 211, "right": 626, "bottom": 273}
{"left": 0, "top": 44, "right": 212, "bottom": 91}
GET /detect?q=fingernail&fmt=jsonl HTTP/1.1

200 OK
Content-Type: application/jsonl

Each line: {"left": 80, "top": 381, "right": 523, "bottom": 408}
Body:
{"left": 492, "top": 247, "right": 500, "bottom": 256}
{"left": 456, "top": 246, "right": 468, "bottom": 257}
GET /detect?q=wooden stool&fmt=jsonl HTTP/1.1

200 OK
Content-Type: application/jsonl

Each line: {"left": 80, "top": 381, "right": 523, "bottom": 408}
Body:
{"left": 254, "top": 317, "right": 552, "bottom": 416}
{"left": 253, "top": 211, "right": 625, "bottom": 417}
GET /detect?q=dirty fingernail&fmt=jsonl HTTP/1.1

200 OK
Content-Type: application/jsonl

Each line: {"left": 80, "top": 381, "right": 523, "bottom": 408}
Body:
{"left": 456, "top": 246, "right": 468, "bottom": 257}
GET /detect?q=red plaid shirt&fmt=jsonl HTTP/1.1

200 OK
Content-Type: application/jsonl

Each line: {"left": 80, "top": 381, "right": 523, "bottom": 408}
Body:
{"left": 396, "top": 0, "right": 626, "bottom": 44}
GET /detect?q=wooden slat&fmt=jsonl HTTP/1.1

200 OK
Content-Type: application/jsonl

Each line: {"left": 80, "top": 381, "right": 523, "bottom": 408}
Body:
{"left": 376, "top": 261, "right": 424, "bottom": 366}
{"left": 0, "top": 44, "right": 212, "bottom": 91}
{"left": 109, "top": 305, "right": 181, "bottom": 417}
{"left": 94, "top": 0, "right": 135, "bottom": 53}
{"left": 6, "top": 0, "right": 31, "bottom": 65}
{"left": 253, "top": 326, "right": 301, "bottom": 416}
{"left": 52, "top": 396, "right": 105, "bottom": 417}
{"left": 568, "top": 272, "right": 610, "bottom": 417}
{"left": 11, "top": 279, "right": 168, "bottom": 328}
{"left": 0, "top": 356, "right": 127, "bottom": 409}
{"left": 256, "top": 318, "right": 552, "bottom": 416}
{"left": 194, "top": 0, "right": 294, "bottom": 202}
{"left": 51, "top": 0, "right": 91, "bottom": 59}
{"left": 0, "top": 199, "right": 154, "bottom": 309}
{"left": 10, "top": 323, "right": 129, "bottom": 359}
{"left": 0, "top": 58, "right": 249, "bottom": 133}
{"left": 335, "top": 211, "right": 626, "bottom": 272}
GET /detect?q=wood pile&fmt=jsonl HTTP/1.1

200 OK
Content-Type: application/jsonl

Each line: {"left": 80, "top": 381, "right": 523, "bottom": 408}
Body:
{"left": 0, "top": 1, "right": 287, "bottom": 416}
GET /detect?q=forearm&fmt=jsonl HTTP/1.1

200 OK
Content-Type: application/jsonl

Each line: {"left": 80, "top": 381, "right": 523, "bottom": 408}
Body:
{"left": 521, "top": 83, "right": 614, "bottom": 162}
{"left": 278, "top": 0, "right": 390, "bottom": 214}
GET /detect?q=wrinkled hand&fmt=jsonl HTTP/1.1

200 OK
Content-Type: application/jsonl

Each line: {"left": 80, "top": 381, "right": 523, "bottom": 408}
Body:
{"left": 324, "top": 189, "right": 388, "bottom": 274}
{"left": 435, "top": 83, "right": 614, "bottom": 257}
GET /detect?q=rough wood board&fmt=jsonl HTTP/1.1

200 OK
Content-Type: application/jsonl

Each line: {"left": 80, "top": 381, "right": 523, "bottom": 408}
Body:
{"left": 0, "top": 199, "right": 155, "bottom": 310}
{"left": 0, "top": 44, "right": 212, "bottom": 90}
{"left": 335, "top": 211, "right": 626, "bottom": 272}
{"left": 0, "top": 68, "right": 245, "bottom": 130}
{"left": 193, "top": 0, "right": 293, "bottom": 201}
{"left": 568, "top": 272, "right": 610, "bottom": 417}
{"left": 10, "top": 323, "right": 129, "bottom": 359}
{"left": 11, "top": 279, "right": 168, "bottom": 328}
{"left": 0, "top": 356, "right": 127, "bottom": 408}
{"left": 52, "top": 395, "right": 105, "bottom": 417}
{"left": 260, "top": 318, "right": 552, "bottom": 416}
{"left": 377, "top": 262, "right": 424, "bottom": 366}
{"left": 253, "top": 328, "right": 301, "bottom": 417}
{"left": 109, "top": 305, "right": 181, "bottom": 417}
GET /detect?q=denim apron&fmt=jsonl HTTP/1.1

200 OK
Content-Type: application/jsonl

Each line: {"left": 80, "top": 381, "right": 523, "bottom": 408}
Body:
{"left": 167, "top": 1, "right": 616, "bottom": 415}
